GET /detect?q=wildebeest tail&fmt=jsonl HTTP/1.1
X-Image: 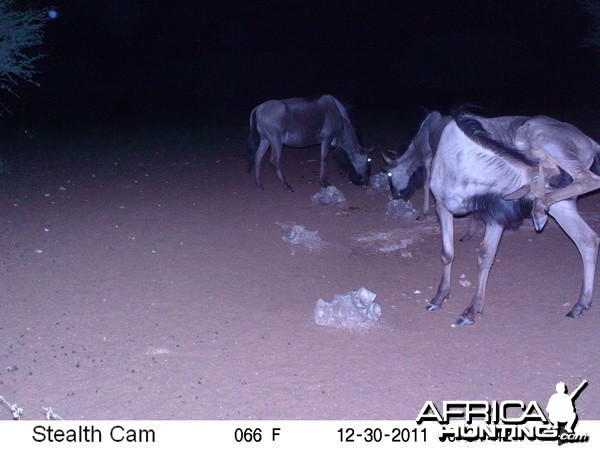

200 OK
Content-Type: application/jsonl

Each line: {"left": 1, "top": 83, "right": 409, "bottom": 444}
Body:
{"left": 247, "top": 108, "right": 259, "bottom": 171}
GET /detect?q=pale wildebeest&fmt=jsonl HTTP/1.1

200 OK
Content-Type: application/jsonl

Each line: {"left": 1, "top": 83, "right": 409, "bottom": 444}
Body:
{"left": 382, "top": 111, "right": 451, "bottom": 220}
{"left": 402, "top": 106, "right": 600, "bottom": 325}
{"left": 247, "top": 95, "right": 371, "bottom": 191}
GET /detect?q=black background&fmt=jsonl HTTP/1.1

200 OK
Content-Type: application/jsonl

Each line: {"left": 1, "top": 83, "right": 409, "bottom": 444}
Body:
{"left": 4, "top": 0, "right": 600, "bottom": 132}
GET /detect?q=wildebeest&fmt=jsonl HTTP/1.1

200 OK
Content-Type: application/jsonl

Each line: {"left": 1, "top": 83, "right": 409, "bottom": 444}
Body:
{"left": 383, "top": 111, "right": 479, "bottom": 241}
{"left": 247, "top": 95, "right": 371, "bottom": 191}
{"left": 392, "top": 106, "right": 600, "bottom": 325}
{"left": 382, "top": 111, "right": 451, "bottom": 220}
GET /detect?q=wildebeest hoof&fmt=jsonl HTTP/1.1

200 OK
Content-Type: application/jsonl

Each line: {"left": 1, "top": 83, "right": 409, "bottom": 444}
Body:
{"left": 565, "top": 304, "right": 588, "bottom": 318}
{"left": 532, "top": 212, "right": 548, "bottom": 232}
{"left": 532, "top": 199, "right": 548, "bottom": 231}
{"left": 257, "top": 183, "right": 265, "bottom": 190}
{"left": 455, "top": 315, "right": 474, "bottom": 326}
{"left": 284, "top": 184, "right": 294, "bottom": 192}
{"left": 426, "top": 303, "right": 441, "bottom": 312}
{"left": 416, "top": 213, "right": 426, "bottom": 222}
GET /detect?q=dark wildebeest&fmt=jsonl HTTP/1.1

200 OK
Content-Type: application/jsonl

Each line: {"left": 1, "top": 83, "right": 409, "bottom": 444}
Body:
{"left": 390, "top": 106, "right": 600, "bottom": 325}
{"left": 382, "top": 111, "right": 479, "bottom": 241}
{"left": 247, "top": 95, "right": 371, "bottom": 191}
{"left": 382, "top": 111, "right": 451, "bottom": 220}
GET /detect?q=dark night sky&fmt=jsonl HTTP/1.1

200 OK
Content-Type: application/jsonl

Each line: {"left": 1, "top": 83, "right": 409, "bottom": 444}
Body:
{"left": 6, "top": 0, "right": 600, "bottom": 129}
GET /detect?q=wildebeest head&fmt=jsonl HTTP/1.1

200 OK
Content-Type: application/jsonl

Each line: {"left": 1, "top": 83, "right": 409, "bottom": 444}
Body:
{"left": 333, "top": 147, "right": 372, "bottom": 186}
{"left": 382, "top": 147, "right": 424, "bottom": 200}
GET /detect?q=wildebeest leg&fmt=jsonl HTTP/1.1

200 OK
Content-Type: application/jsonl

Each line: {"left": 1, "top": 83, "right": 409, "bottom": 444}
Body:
{"left": 456, "top": 223, "right": 504, "bottom": 325}
{"left": 460, "top": 217, "right": 478, "bottom": 242}
{"left": 319, "top": 140, "right": 330, "bottom": 187}
{"left": 268, "top": 138, "right": 294, "bottom": 192}
{"left": 427, "top": 202, "right": 454, "bottom": 311}
{"left": 548, "top": 200, "right": 599, "bottom": 318}
{"left": 533, "top": 167, "right": 600, "bottom": 231}
{"left": 254, "top": 139, "right": 270, "bottom": 190}
{"left": 420, "top": 154, "right": 432, "bottom": 220}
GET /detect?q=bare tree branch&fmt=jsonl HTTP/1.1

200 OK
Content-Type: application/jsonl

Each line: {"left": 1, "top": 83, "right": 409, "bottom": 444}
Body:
{"left": 0, "top": 0, "right": 48, "bottom": 113}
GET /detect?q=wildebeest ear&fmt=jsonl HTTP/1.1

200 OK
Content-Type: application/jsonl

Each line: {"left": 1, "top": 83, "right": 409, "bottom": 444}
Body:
{"left": 503, "top": 184, "right": 530, "bottom": 200}
{"left": 381, "top": 151, "right": 398, "bottom": 166}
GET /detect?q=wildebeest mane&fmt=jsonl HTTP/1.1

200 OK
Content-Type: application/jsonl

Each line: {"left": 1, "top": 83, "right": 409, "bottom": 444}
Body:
{"left": 300, "top": 94, "right": 326, "bottom": 102}
{"left": 331, "top": 97, "right": 363, "bottom": 151}
{"left": 469, "top": 194, "right": 533, "bottom": 230}
{"left": 453, "top": 105, "right": 538, "bottom": 167}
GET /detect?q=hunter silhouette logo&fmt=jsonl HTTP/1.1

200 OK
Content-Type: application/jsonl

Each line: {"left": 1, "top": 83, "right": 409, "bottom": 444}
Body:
{"left": 416, "top": 380, "right": 590, "bottom": 443}
{"left": 546, "top": 379, "right": 588, "bottom": 443}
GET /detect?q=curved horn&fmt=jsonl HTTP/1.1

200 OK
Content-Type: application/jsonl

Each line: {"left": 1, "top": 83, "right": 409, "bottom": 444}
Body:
{"left": 381, "top": 151, "right": 398, "bottom": 166}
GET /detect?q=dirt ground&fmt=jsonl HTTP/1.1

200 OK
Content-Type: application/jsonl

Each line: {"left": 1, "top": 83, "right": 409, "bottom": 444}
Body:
{"left": 0, "top": 123, "right": 598, "bottom": 420}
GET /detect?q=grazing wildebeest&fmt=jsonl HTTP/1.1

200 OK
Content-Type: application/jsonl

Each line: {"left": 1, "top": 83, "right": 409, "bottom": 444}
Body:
{"left": 382, "top": 111, "right": 479, "bottom": 241}
{"left": 382, "top": 111, "right": 451, "bottom": 220}
{"left": 247, "top": 95, "right": 371, "bottom": 191}
{"left": 395, "top": 106, "right": 600, "bottom": 325}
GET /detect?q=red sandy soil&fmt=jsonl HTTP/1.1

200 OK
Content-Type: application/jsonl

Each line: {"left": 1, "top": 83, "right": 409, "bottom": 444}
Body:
{"left": 0, "top": 125, "right": 598, "bottom": 420}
